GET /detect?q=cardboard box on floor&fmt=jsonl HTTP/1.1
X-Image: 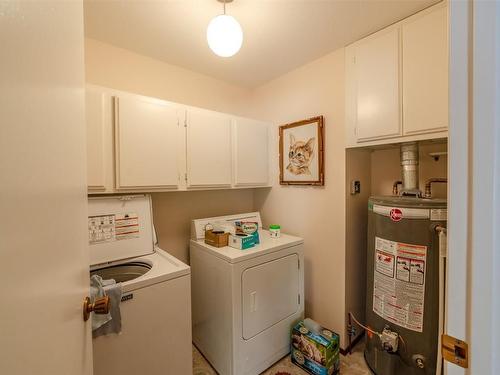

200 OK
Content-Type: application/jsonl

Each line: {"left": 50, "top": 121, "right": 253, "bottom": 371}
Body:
{"left": 291, "top": 320, "right": 340, "bottom": 375}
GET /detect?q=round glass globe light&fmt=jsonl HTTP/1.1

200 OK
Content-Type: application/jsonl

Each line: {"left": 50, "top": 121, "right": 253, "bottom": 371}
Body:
{"left": 207, "top": 14, "right": 243, "bottom": 57}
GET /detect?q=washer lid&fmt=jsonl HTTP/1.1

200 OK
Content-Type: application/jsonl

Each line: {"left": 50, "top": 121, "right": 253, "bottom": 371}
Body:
{"left": 88, "top": 195, "right": 155, "bottom": 266}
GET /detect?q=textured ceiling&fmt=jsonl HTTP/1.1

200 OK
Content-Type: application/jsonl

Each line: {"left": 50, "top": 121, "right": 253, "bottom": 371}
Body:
{"left": 84, "top": 0, "right": 440, "bottom": 88}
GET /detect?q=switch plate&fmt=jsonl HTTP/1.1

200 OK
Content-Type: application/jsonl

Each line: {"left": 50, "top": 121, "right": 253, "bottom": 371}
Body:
{"left": 351, "top": 180, "right": 361, "bottom": 195}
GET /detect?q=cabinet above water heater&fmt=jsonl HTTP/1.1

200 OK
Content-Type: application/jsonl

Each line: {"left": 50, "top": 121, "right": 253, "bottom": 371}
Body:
{"left": 345, "top": 2, "right": 448, "bottom": 148}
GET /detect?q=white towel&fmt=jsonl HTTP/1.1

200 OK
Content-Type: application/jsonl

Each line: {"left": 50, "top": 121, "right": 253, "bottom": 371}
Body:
{"left": 90, "top": 275, "right": 112, "bottom": 330}
{"left": 90, "top": 275, "right": 123, "bottom": 337}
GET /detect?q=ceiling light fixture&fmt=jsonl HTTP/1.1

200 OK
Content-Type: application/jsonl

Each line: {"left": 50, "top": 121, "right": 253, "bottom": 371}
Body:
{"left": 207, "top": 0, "right": 243, "bottom": 57}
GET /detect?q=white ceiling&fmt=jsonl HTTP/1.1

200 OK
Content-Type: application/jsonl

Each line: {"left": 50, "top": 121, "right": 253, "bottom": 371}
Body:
{"left": 84, "top": 0, "right": 440, "bottom": 88}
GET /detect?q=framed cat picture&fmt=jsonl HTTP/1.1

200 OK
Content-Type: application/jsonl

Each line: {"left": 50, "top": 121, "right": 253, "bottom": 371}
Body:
{"left": 279, "top": 116, "right": 324, "bottom": 186}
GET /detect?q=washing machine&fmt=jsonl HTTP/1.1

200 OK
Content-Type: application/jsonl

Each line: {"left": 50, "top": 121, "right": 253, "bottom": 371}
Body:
{"left": 88, "top": 195, "right": 192, "bottom": 375}
{"left": 190, "top": 212, "right": 304, "bottom": 375}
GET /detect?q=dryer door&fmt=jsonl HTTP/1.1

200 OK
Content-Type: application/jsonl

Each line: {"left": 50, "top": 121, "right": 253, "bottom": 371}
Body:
{"left": 242, "top": 253, "right": 300, "bottom": 340}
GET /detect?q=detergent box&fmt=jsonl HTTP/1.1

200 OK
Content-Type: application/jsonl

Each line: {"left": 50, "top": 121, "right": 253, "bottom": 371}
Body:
{"left": 229, "top": 233, "right": 255, "bottom": 250}
{"left": 235, "top": 221, "right": 260, "bottom": 244}
{"left": 291, "top": 320, "right": 340, "bottom": 375}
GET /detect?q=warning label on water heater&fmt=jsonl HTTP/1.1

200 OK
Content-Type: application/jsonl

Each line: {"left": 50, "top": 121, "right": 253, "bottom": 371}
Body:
{"left": 373, "top": 237, "right": 427, "bottom": 332}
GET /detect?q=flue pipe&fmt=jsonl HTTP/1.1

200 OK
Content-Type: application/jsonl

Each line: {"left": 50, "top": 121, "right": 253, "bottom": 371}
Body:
{"left": 400, "top": 142, "right": 421, "bottom": 196}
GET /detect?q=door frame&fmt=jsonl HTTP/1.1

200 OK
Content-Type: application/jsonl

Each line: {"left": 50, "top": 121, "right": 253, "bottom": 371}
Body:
{"left": 446, "top": 1, "right": 500, "bottom": 374}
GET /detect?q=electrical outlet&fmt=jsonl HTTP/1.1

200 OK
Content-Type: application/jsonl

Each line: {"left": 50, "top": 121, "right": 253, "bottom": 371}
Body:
{"left": 351, "top": 180, "right": 361, "bottom": 195}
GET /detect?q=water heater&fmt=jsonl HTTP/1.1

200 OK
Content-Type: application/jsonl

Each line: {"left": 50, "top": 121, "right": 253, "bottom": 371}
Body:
{"left": 364, "top": 196, "right": 447, "bottom": 374}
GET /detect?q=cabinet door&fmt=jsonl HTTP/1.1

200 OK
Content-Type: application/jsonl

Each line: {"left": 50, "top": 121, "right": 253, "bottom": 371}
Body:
{"left": 233, "top": 118, "right": 269, "bottom": 187}
{"left": 86, "top": 89, "right": 106, "bottom": 191}
{"left": 402, "top": 6, "right": 448, "bottom": 135}
{"left": 355, "top": 28, "right": 401, "bottom": 141}
{"left": 115, "top": 95, "right": 180, "bottom": 189}
{"left": 186, "top": 109, "right": 232, "bottom": 188}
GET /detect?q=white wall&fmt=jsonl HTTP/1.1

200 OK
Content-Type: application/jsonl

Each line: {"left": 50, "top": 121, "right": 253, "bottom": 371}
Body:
{"left": 247, "top": 49, "right": 349, "bottom": 346}
{"left": 85, "top": 38, "right": 252, "bottom": 115}
{"left": 152, "top": 190, "right": 255, "bottom": 263}
{"left": 85, "top": 38, "right": 257, "bottom": 263}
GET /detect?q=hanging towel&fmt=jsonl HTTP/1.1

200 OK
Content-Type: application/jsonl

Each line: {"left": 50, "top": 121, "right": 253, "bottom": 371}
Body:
{"left": 90, "top": 275, "right": 123, "bottom": 337}
{"left": 90, "top": 275, "right": 112, "bottom": 330}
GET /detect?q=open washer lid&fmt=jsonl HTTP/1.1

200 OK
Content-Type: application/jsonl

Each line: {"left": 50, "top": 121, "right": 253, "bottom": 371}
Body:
{"left": 88, "top": 195, "right": 155, "bottom": 266}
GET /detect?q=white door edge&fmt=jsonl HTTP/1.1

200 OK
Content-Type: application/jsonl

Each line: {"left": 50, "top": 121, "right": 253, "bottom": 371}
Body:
{"left": 447, "top": 1, "right": 500, "bottom": 374}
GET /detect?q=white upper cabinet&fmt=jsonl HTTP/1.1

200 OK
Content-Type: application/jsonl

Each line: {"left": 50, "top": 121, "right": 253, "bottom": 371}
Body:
{"left": 345, "top": 3, "right": 448, "bottom": 147}
{"left": 86, "top": 89, "right": 106, "bottom": 190}
{"left": 86, "top": 88, "right": 114, "bottom": 192}
{"left": 115, "top": 95, "right": 181, "bottom": 189}
{"left": 186, "top": 108, "right": 232, "bottom": 188}
{"left": 86, "top": 86, "right": 269, "bottom": 194}
{"left": 355, "top": 28, "right": 401, "bottom": 142}
{"left": 233, "top": 118, "right": 269, "bottom": 187}
{"left": 402, "top": 5, "right": 448, "bottom": 135}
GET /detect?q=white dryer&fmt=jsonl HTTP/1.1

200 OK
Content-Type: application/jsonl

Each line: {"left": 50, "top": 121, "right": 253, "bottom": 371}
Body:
{"left": 190, "top": 212, "right": 304, "bottom": 375}
{"left": 88, "top": 195, "right": 192, "bottom": 375}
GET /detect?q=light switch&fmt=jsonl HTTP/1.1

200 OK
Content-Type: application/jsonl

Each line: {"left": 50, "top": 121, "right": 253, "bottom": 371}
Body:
{"left": 351, "top": 180, "right": 361, "bottom": 195}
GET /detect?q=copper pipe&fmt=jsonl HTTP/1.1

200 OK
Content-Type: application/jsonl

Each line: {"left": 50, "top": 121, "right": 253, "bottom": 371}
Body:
{"left": 392, "top": 181, "right": 403, "bottom": 196}
{"left": 424, "top": 178, "right": 448, "bottom": 198}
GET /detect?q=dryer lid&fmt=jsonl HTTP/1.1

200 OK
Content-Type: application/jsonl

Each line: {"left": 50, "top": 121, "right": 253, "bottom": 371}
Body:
{"left": 88, "top": 195, "right": 155, "bottom": 266}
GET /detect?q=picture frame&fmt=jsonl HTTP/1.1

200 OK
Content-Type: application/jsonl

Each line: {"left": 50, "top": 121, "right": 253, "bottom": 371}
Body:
{"left": 279, "top": 116, "right": 324, "bottom": 186}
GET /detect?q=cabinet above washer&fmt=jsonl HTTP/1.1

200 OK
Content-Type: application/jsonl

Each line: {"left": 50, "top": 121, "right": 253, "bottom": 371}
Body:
{"left": 114, "top": 95, "right": 182, "bottom": 191}
{"left": 185, "top": 108, "right": 233, "bottom": 189}
{"left": 85, "top": 85, "right": 271, "bottom": 194}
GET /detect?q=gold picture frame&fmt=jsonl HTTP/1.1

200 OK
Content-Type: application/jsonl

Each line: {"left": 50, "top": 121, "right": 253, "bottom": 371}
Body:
{"left": 279, "top": 116, "right": 324, "bottom": 186}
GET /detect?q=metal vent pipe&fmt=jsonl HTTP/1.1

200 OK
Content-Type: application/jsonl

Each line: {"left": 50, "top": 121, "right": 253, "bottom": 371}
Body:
{"left": 400, "top": 142, "right": 421, "bottom": 196}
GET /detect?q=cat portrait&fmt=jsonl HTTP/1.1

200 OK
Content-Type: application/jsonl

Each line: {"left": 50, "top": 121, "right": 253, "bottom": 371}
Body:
{"left": 286, "top": 134, "right": 315, "bottom": 176}
{"left": 279, "top": 116, "right": 324, "bottom": 186}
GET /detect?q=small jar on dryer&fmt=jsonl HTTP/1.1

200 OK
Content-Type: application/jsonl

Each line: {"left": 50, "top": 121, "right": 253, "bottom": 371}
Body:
{"left": 269, "top": 224, "right": 281, "bottom": 238}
